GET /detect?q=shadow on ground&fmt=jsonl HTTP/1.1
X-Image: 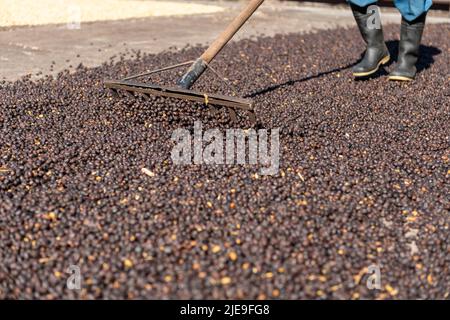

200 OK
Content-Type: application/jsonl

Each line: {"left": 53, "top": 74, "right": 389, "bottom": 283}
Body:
{"left": 247, "top": 41, "right": 441, "bottom": 94}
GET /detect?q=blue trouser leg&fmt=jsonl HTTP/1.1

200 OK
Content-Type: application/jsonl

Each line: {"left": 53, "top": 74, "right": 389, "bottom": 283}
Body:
{"left": 347, "top": 0, "right": 378, "bottom": 7}
{"left": 347, "top": 0, "right": 432, "bottom": 21}
{"left": 393, "top": 0, "right": 432, "bottom": 21}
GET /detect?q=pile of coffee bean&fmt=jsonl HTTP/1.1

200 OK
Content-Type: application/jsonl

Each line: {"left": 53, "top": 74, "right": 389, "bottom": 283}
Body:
{"left": 0, "top": 23, "right": 448, "bottom": 299}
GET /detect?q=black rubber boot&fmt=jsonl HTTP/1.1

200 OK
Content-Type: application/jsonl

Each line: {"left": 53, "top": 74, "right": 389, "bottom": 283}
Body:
{"left": 389, "top": 13, "right": 427, "bottom": 81}
{"left": 351, "top": 4, "right": 390, "bottom": 77}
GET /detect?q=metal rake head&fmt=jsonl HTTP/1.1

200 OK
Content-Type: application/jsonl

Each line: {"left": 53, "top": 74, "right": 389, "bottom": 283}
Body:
{"left": 104, "top": 61, "right": 257, "bottom": 125}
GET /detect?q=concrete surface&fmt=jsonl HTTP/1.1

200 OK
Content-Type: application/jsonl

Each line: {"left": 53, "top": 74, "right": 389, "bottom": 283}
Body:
{"left": 0, "top": 0, "right": 224, "bottom": 27}
{"left": 0, "top": 0, "right": 449, "bottom": 81}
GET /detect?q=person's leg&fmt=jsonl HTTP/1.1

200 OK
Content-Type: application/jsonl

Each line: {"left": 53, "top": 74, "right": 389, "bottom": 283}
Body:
{"left": 392, "top": 0, "right": 432, "bottom": 22}
{"left": 348, "top": 0, "right": 378, "bottom": 7}
{"left": 347, "top": 0, "right": 390, "bottom": 77}
{"left": 389, "top": 0, "right": 432, "bottom": 80}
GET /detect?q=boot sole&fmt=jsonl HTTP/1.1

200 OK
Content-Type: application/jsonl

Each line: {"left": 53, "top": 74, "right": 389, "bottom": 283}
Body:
{"left": 353, "top": 55, "right": 391, "bottom": 77}
{"left": 388, "top": 75, "right": 413, "bottom": 81}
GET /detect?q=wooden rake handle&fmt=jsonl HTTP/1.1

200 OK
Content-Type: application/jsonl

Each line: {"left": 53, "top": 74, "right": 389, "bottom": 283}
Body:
{"left": 201, "top": 0, "right": 265, "bottom": 63}
{"left": 178, "top": 0, "right": 265, "bottom": 89}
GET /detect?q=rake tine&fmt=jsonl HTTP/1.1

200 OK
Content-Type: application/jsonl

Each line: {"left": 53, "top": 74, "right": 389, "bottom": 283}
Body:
{"left": 208, "top": 105, "right": 220, "bottom": 116}
{"left": 227, "top": 108, "right": 238, "bottom": 123}
{"left": 141, "top": 92, "right": 151, "bottom": 100}
{"left": 248, "top": 111, "right": 257, "bottom": 126}
{"left": 109, "top": 88, "right": 119, "bottom": 98}
{"left": 136, "top": 92, "right": 148, "bottom": 100}
{"left": 123, "top": 89, "right": 136, "bottom": 99}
